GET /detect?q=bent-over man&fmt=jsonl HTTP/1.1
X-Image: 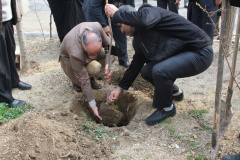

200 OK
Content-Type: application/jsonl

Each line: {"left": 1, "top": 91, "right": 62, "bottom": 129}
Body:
{"left": 60, "top": 22, "right": 113, "bottom": 120}
{"left": 105, "top": 4, "right": 213, "bottom": 125}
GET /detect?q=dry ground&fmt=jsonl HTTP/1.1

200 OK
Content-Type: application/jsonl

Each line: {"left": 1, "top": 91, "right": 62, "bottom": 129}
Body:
{"left": 0, "top": 36, "right": 239, "bottom": 160}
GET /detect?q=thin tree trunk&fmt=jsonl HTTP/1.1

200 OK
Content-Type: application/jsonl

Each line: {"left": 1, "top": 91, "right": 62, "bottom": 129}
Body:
{"left": 50, "top": 13, "right": 53, "bottom": 39}
{"left": 16, "top": 0, "right": 30, "bottom": 72}
{"left": 210, "top": 1, "right": 236, "bottom": 159}
{"left": 220, "top": 8, "right": 240, "bottom": 134}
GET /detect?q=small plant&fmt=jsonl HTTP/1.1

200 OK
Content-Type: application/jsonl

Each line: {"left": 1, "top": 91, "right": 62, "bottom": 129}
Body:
{"left": 168, "top": 127, "right": 176, "bottom": 134}
{"left": 0, "top": 103, "right": 33, "bottom": 124}
{"left": 109, "top": 102, "right": 119, "bottom": 110}
{"left": 174, "top": 135, "right": 183, "bottom": 141}
{"left": 191, "top": 109, "right": 208, "bottom": 119}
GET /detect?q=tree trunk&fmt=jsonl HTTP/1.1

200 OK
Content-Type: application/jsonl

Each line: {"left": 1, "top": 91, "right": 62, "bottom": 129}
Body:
{"left": 16, "top": 0, "right": 30, "bottom": 72}
{"left": 210, "top": 1, "right": 236, "bottom": 159}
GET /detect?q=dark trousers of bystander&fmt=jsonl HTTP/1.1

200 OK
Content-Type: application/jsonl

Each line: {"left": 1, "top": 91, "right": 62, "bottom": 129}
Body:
{"left": 157, "top": 0, "right": 179, "bottom": 14}
{"left": 187, "top": 2, "right": 218, "bottom": 41}
{"left": 111, "top": 21, "right": 129, "bottom": 64}
{"left": 141, "top": 45, "right": 213, "bottom": 109}
{"left": 0, "top": 20, "right": 20, "bottom": 103}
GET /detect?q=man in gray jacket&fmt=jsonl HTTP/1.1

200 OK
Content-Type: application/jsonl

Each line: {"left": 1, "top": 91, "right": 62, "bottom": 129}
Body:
{"left": 60, "top": 22, "right": 114, "bottom": 120}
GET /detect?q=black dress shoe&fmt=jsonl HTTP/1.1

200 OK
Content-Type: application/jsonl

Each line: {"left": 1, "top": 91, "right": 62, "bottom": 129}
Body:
{"left": 90, "top": 78, "right": 102, "bottom": 90}
{"left": 173, "top": 91, "right": 184, "bottom": 101}
{"left": 119, "top": 61, "right": 130, "bottom": 68}
{"left": 17, "top": 81, "right": 32, "bottom": 90}
{"left": 73, "top": 84, "right": 82, "bottom": 92}
{"left": 9, "top": 99, "right": 26, "bottom": 108}
{"left": 146, "top": 105, "right": 176, "bottom": 125}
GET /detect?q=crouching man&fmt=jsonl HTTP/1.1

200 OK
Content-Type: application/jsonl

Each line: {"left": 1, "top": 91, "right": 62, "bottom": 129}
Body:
{"left": 60, "top": 22, "right": 113, "bottom": 120}
{"left": 105, "top": 4, "right": 213, "bottom": 125}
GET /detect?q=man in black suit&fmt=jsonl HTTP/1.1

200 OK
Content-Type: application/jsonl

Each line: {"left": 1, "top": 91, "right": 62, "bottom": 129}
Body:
{"left": 105, "top": 4, "right": 213, "bottom": 125}
{"left": 0, "top": 0, "right": 31, "bottom": 107}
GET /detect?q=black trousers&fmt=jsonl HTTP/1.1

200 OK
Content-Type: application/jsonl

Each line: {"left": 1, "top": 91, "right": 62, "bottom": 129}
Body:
{"left": 111, "top": 21, "right": 128, "bottom": 63}
{"left": 157, "top": 0, "right": 179, "bottom": 14}
{"left": 0, "top": 20, "right": 19, "bottom": 103}
{"left": 141, "top": 45, "right": 213, "bottom": 109}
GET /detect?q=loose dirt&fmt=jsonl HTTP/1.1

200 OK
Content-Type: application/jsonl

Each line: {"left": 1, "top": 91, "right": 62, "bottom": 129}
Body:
{"left": 0, "top": 36, "right": 239, "bottom": 160}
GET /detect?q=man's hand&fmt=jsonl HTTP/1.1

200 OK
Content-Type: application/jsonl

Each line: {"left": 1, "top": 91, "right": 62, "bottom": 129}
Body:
{"left": 175, "top": 0, "right": 181, "bottom": 5}
{"left": 108, "top": 86, "right": 122, "bottom": 103}
{"left": 215, "top": 0, "right": 222, "bottom": 5}
{"left": 91, "top": 106, "right": 102, "bottom": 120}
{"left": 105, "top": 4, "right": 119, "bottom": 18}
{"left": 105, "top": 64, "right": 113, "bottom": 83}
{"left": 103, "top": 26, "right": 111, "bottom": 36}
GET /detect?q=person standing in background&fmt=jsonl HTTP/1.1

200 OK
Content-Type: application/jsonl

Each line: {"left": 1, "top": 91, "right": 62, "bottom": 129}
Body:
{"left": 187, "top": 0, "right": 222, "bottom": 41}
{"left": 83, "top": 0, "right": 135, "bottom": 68}
{"left": 157, "top": 0, "right": 181, "bottom": 14}
{"left": 0, "top": 0, "right": 32, "bottom": 107}
{"left": 47, "top": 0, "right": 86, "bottom": 42}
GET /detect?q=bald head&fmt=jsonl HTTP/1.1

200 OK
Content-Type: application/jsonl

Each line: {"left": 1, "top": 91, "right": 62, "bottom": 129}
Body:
{"left": 81, "top": 30, "right": 102, "bottom": 58}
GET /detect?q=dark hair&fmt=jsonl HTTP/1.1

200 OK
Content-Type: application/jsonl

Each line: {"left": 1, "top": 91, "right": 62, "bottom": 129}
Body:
{"left": 118, "top": 5, "right": 136, "bottom": 13}
{"left": 81, "top": 30, "right": 102, "bottom": 48}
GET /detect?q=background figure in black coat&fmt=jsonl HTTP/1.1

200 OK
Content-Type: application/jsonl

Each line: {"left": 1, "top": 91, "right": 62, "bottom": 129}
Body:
{"left": 0, "top": 0, "right": 31, "bottom": 107}
{"left": 83, "top": 0, "right": 135, "bottom": 68}
{"left": 47, "top": 0, "right": 86, "bottom": 42}
{"left": 157, "top": 0, "right": 181, "bottom": 14}
{"left": 187, "top": 0, "right": 222, "bottom": 41}
{"left": 105, "top": 4, "right": 213, "bottom": 125}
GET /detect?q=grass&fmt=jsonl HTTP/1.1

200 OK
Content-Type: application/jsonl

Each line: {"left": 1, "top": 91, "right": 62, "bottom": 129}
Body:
{"left": 191, "top": 109, "right": 208, "bottom": 119}
{"left": 187, "top": 154, "right": 209, "bottom": 160}
{"left": 200, "top": 124, "right": 211, "bottom": 131}
{"left": 0, "top": 102, "right": 33, "bottom": 124}
{"left": 125, "top": 156, "right": 133, "bottom": 160}
{"left": 161, "top": 118, "right": 172, "bottom": 124}
{"left": 190, "top": 141, "right": 199, "bottom": 147}
{"left": 205, "top": 142, "right": 211, "bottom": 147}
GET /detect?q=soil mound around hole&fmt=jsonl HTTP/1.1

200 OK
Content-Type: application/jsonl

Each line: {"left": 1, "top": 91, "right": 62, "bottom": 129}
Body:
{"left": 0, "top": 113, "right": 81, "bottom": 159}
{"left": 111, "top": 69, "right": 153, "bottom": 92}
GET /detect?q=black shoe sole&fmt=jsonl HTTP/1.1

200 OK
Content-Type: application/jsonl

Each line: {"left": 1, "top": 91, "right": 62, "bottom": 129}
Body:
{"left": 146, "top": 110, "right": 176, "bottom": 125}
{"left": 18, "top": 86, "right": 32, "bottom": 90}
{"left": 173, "top": 92, "right": 184, "bottom": 101}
